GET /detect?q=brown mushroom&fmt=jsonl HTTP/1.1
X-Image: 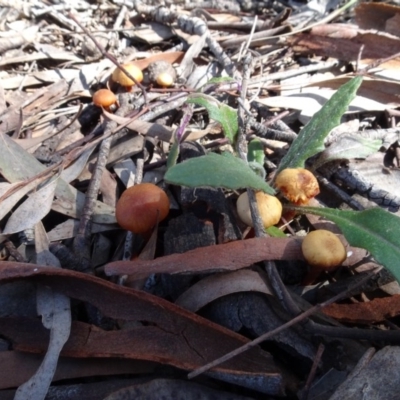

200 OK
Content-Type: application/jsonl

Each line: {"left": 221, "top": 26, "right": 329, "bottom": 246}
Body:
{"left": 115, "top": 183, "right": 170, "bottom": 234}
{"left": 92, "top": 89, "right": 118, "bottom": 112}
{"left": 275, "top": 168, "right": 320, "bottom": 205}
{"left": 111, "top": 63, "right": 143, "bottom": 92}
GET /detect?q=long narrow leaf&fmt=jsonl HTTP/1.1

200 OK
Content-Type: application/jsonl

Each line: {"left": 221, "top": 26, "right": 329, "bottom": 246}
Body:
{"left": 277, "top": 76, "right": 363, "bottom": 172}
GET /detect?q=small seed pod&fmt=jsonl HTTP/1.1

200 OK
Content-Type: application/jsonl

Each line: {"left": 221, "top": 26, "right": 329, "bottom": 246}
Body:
{"left": 111, "top": 63, "right": 143, "bottom": 91}
{"left": 236, "top": 191, "right": 282, "bottom": 229}
{"left": 147, "top": 60, "right": 176, "bottom": 87}
{"left": 275, "top": 168, "right": 320, "bottom": 205}
{"left": 92, "top": 89, "right": 118, "bottom": 112}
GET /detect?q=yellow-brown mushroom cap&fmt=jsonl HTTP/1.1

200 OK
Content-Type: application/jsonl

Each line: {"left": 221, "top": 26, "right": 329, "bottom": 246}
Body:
{"left": 236, "top": 191, "right": 282, "bottom": 228}
{"left": 92, "top": 89, "right": 117, "bottom": 108}
{"left": 301, "top": 229, "right": 347, "bottom": 270}
{"left": 156, "top": 72, "right": 175, "bottom": 87}
{"left": 111, "top": 63, "right": 143, "bottom": 87}
{"left": 275, "top": 168, "right": 320, "bottom": 205}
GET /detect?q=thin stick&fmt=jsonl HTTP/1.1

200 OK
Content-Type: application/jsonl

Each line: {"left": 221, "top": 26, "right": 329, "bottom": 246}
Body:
{"left": 300, "top": 343, "right": 325, "bottom": 400}
{"left": 187, "top": 270, "right": 377, "bottom": 379}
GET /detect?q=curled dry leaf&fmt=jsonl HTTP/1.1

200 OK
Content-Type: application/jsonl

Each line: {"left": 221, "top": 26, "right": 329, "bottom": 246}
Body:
{"left": 175, "top": 270, "right": 272, "bottom": 312}
{"left": 0, "top": 261, "right": 284, "bottom": 395}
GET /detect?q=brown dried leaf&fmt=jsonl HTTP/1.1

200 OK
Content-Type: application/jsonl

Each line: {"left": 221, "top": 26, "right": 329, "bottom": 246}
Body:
{"left": 0, "top": 351, "right": 155, "bottom": 390}
{"left": 355, "top": 2, "right": 400, "bottom": 36}
{"left": 0, "top": 261, "right": 283, "bottom": 395}
{"left": 105, "top": 237, "right": 303, "bottom": 278}
{"left": 323, "top": 295, "right": 400, "bottom": 324}
{"left": 290, "top": 25, "right": 400, "bottom": 69}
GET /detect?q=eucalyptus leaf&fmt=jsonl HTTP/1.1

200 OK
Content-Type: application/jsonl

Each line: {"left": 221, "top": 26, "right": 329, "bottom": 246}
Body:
{"left": 186, "top": 94, "right": 238, "bottom": 143}
{"left": 278, "top": 76, "right": 363, "bottom": 172}
{"left": 313, "top": 134, "right": 381, "bottom": 169}
{"left": 165, "top": 152, "right": 275, "bottom": 194}
{"left": 290, "top": 205, "right": 400, "bottom": 283}
{"left": 0, "top": 133, "right": 115, "bottom": 223}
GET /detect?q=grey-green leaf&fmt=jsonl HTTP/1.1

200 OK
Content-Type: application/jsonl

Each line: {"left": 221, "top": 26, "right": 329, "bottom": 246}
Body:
{"left": 278, "top": 76, "right": 363, "bottom": 172}
{"left": 313, "top": 134, "right": 381, "bottom": 169}
{"left": 290, "top": 205, "right": 400, "bottom": 283}
{"left": 165, "top": 152, "right": 275, "bottom": 194}
{"left": 186, "top": 95, "right": 238, "bottom": 143}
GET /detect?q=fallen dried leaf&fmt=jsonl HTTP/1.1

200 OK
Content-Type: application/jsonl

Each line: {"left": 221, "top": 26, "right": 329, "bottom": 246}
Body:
{"left": 105, "top": 237, "right": 303, "bottom": 278}
{"left": 0, "top": 261, "right": 283, "bottom": 395}
{"left": 323, "top": 295, "right": 400, "bottom": 324}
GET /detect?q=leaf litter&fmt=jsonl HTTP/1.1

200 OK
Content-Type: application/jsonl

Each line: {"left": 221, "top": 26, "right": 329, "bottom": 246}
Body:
{"left": 1, "top": 0, "right": 400, "bottom": 399}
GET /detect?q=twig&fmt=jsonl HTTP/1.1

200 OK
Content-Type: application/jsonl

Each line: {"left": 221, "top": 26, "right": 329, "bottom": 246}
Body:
{"left": 73, "top": 95, "right": 132, "bottom": 272}
{"left": 187, "top": 270, "right": 378, "bottom": 379}
{"left": 133, "top": 0, "right": 237, "bottom": 77}
{"left": 238, "top": 54, "right": 302, "bottom": 317}
{"left": 300, "top": 343, "right": 325, "bottom": 400}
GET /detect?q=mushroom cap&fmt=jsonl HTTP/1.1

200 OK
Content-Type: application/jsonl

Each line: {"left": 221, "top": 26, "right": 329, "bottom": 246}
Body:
{"left": 115, "top": 183, "right": 170, "bottom": 234}
{"left": 236, "top": 191, "right": 282, "bottom": 228}
{"left": 156, "top": 72, "right": 175, "bottom": 87}
{"left": 147, "top": 60, "right": 176, "bottom": 85}
{"left": 92, "top": 89, "right": 117, "bottom": 108}
{"left": 275, "top": 168, "right": 320, "bottom": 205}
{"left": 301, "top": 229, "right": 347, "bottom": 269}
{"left": 111, "top": 63, "right": 143, "bottom": 87}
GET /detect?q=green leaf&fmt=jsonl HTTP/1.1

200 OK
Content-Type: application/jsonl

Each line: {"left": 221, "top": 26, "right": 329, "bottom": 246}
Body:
{"left": 289, "top": 205, "right": 400, "bottom": 283}
{"left": 278, "top": 76, "right": 363, "bottom": 172}
{"left": 165, "top": 152, "right": 275, "bottom": 194}
{"left": 206, "top": 77, "right": 237, "bottom": 85}
{"left": 265, "top": 226, "right": 287, "bottom": 238}
{"left": 248, "top": 138, "right": 264, "bottom": 165}
{"left": 186, "top": 94, "right": 238, "bottom": 143}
